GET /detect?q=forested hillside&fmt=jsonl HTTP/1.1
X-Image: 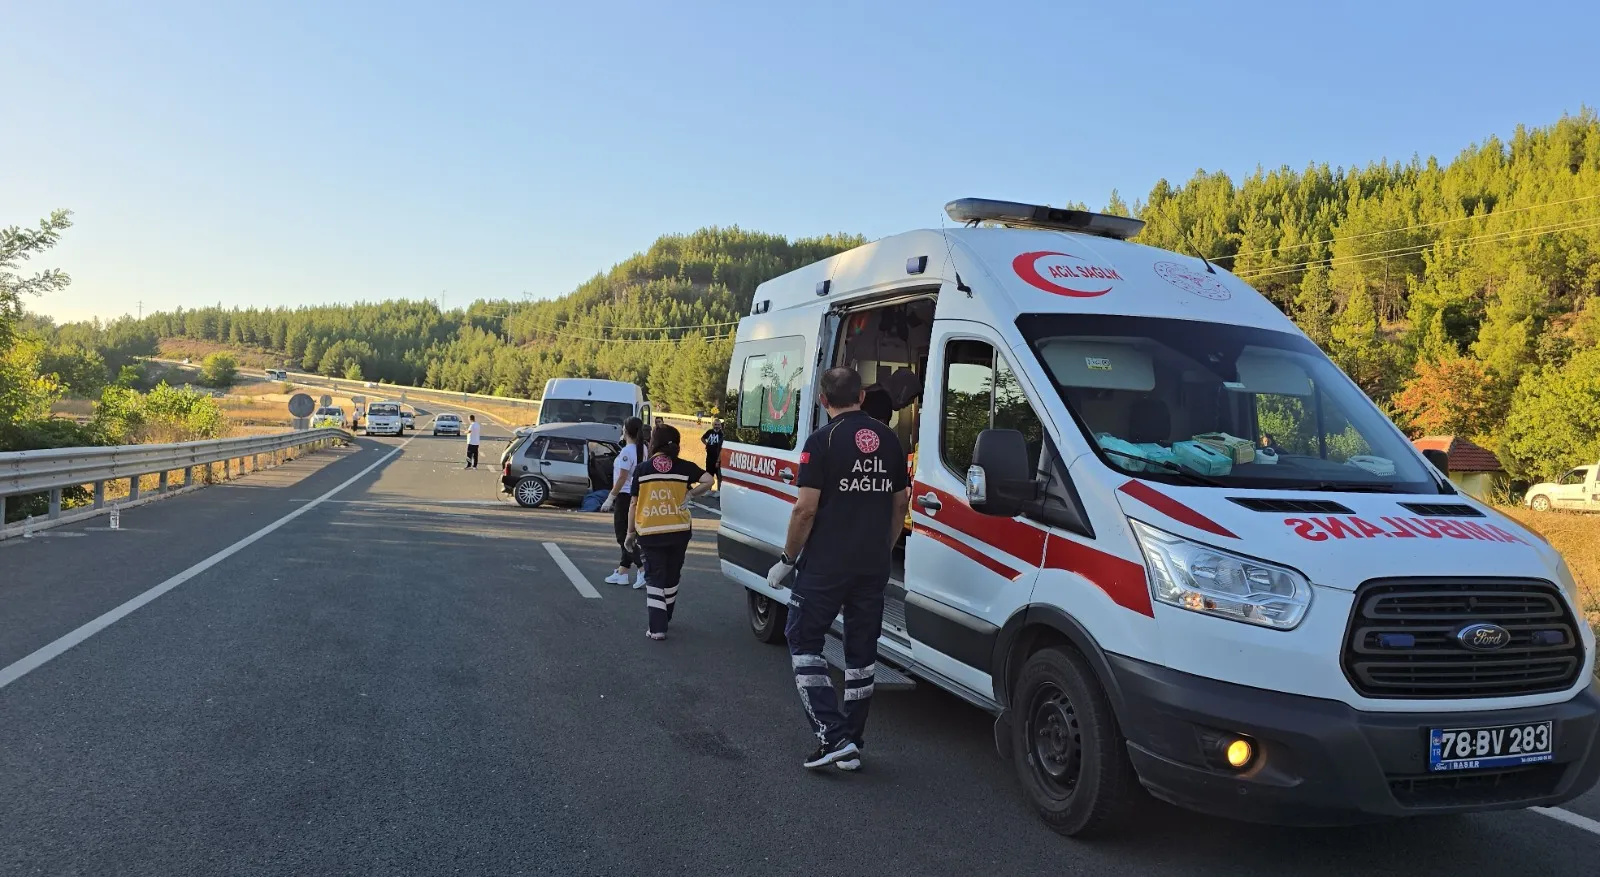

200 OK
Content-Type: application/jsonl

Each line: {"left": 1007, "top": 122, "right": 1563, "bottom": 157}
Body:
{"left": 126, "top": 228, "right": 865, "bottom": 415}
{"left": 15, "top": 112, "right": 1600, "bottom": 479}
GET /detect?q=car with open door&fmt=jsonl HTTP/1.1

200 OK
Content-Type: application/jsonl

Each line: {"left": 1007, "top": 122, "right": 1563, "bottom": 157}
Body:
{"left": 500, "top": 422, "right": 620, "bottom": 508}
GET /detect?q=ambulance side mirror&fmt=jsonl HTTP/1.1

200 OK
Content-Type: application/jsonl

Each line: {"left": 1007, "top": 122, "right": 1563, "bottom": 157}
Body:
{"left": 968, "top": 429, "right": 1038, "bottom": 517}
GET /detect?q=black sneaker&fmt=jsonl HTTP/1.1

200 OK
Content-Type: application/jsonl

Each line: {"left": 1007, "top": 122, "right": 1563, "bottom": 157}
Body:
{"left": 803, "top": 739, "right": 859, "bottom": 770}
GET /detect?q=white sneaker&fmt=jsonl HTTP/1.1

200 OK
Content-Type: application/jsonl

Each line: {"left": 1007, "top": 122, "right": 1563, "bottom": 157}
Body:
{"left": 603, "top": 572, "right": 629, "bottom": 585}
{"left": 633, "top": 570, "right": 645, "bottom": 589}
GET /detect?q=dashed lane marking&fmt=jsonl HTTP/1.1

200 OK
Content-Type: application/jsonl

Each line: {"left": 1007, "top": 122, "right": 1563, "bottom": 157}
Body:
{"left": 543, "top": 543, "right": 602, "bottom": 599}
{"left": 1532, "top": 806, "right": 1600, "bottom": 838}
{"left": 0, "top": 439, "right": 413, "bottom": 692}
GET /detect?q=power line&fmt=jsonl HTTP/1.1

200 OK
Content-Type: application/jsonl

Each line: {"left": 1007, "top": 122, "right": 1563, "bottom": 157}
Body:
{"left": 1221, "top": 192, "right": 1600, "bottom": 262}
{"left": 1234, "top": 215, "right": 1600, "bottom": 282}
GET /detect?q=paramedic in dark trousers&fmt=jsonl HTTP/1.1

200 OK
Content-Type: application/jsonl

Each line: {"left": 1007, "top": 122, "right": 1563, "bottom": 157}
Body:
{"left": 768, "top": 366, "right": 909, "bottom": 771}
{"left": 700, "top": 420, "right": 724, "bottom": 492}
{"left": 627, "top": 424, "right": 713, "bottom": 640}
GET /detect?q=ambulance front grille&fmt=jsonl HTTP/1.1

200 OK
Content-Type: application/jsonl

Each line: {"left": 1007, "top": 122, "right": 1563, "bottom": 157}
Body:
{"left": 1341, "top": 578, "right": 1584, "bottom": 699}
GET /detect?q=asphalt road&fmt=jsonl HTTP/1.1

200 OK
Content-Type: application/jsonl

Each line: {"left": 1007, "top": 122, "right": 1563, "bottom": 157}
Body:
{"left": 5, "top": 413, "right": 1600, "bottom": 876}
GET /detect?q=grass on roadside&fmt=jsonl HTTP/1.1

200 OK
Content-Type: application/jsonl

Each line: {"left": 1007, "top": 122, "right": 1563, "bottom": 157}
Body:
{"left": 1499, "top": 507, "right": 1600, "bottom": 637}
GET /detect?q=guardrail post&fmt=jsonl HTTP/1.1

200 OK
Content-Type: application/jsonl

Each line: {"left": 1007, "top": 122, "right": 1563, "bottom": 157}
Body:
{"left": 159, "top": 471, "right": 169, "bottom": 493}
{"left": 129, "top": 476, "right": 140, "bottom": 502}
{"left": 94, "top": 481, "right": 105, "bottom": 509}
{"left": 48, "top": 488, "right": 62, "bottom": 519}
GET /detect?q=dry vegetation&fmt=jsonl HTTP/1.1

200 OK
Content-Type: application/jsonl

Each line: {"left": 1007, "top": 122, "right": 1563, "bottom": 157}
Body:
{"left": 1499, "top": 507, "right": 1600, "bottom": 634}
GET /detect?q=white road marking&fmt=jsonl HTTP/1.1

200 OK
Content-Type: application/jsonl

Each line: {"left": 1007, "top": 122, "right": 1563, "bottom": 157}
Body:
{"left": 543, "top": 543, "right": 601, "bottom": 599}
{"left": 1532, "top": 806, "right": 1600, "bottom": 837}
{"left": 0, "top": 438, "right": 413, "bottom": 692}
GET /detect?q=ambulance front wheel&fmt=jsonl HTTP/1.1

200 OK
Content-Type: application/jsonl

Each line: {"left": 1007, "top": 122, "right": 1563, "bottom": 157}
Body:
{"left": 748, "top": 591, "right": 787, "bottom": 644}
{"left": 1011, "top": 646, "right": 1140, "bottom": 838}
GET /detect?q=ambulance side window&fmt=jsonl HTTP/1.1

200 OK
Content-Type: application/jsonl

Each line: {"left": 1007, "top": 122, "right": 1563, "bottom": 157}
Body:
{"left": 727, "top": 337, "right": 805, "bottom": 450}
{"left": 940, "top": 340, "right": 994, "bottom": 475}
{"left": 939, "top": 339, "right": 1046, "bottom": 477}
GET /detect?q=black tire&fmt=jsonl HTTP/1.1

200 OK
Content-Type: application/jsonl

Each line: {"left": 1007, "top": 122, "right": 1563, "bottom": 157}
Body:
{"left": 1530, "top": 494, "right": 1552, "bottom": 512}
{"left": 1010, "top": 646, "right": 1141, "bottom": 838}
{"left": 748, "top": 590, "right": 788, "bottom": 644}
{"left": 513, "top": 477, "right": 549, "bottom": 508}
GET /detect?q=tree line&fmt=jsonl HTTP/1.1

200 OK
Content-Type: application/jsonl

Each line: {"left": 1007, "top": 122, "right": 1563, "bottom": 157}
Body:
{"left": 11, "top": 111, "right": 1600, "bottom": 478}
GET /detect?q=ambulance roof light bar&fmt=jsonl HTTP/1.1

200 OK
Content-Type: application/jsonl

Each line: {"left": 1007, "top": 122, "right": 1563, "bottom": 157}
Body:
{"left": 945, "top": 198, "right": 1146, "bottom": 241}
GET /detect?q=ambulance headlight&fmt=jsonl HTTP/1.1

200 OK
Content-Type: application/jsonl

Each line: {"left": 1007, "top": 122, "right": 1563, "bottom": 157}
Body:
{"left": 1130, "top": 520, "right": 1311, "bottom": 630}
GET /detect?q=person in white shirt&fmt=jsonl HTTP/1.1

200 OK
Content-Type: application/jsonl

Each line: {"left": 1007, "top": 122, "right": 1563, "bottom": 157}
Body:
{"left": 465, "top": 415, "right": 482, "bottom": 469}
{"left": 601, "top": 417, "right": 647, "bottom": 587}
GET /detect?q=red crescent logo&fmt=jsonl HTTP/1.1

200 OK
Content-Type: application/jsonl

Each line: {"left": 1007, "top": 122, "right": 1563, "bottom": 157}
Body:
{"left": 1012, "top": 251, "right": 1117, "bottom": 297}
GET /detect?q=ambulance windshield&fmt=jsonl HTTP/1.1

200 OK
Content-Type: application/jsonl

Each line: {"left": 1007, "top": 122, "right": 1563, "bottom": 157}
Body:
{"left": 1019, "top": 314, "right": 1445, "bottom": 494}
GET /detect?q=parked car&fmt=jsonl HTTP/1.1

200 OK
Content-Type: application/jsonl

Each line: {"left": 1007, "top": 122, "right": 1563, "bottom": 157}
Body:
{"left": 401, "top": 410, "right": 416, "bottom": 430}
{"left": 1525, "top": 463, "right": 1600, "bottom": 511}
{"left": 311, "top": 406, "right": 346, "bottom": 429}
{"left": 500, "top": 423, "right": 620, "bottom": 508}
{"left": 432, "top": 413, "right": 462, "bottom": 436}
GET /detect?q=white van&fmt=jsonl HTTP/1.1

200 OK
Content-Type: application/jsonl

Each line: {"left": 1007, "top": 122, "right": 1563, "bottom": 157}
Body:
{"left": 538, "top": 378, "right": 649, "bottom": 432}
{"left": 717, "top": 198, "right": 1599, "bottom": 835}
{"left": 363, "top": 401, "right": 404, "bottom": 437}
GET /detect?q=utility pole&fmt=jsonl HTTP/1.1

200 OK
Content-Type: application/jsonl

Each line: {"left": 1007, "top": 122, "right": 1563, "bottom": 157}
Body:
{"left": 137, "top": 300, "right": 143, "bottom": 319}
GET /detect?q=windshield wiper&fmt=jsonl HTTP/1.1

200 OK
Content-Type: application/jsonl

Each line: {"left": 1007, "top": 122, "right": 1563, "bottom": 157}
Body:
{"left": 1099, "top": 448, "right": 1229, "bottom": 488}
{"left": 1301, "top": 481, "right": 1396, "bottom": 493}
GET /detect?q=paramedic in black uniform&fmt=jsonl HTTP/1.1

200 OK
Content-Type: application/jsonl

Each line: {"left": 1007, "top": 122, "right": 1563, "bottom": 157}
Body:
{"left": 768, "top": 366, "right": 909, "bottom": 771}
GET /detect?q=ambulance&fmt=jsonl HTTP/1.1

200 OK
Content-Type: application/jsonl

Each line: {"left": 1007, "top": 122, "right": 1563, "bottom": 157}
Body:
{"left": 715, "top": 198, "right": 1600, "bottom": 836}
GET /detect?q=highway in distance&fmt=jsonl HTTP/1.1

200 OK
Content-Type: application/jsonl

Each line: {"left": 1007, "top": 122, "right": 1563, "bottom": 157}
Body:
{"left": 4, "top": 413, "right": 1600, "bottom": 876}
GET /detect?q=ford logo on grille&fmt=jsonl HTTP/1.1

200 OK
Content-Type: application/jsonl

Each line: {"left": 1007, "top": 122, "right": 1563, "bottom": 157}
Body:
{"left": 1457, "top": 623, "right": 1512, "bottom": 651}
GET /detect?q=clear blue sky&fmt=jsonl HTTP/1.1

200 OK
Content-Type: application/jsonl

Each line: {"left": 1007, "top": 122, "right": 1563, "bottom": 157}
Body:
{"left": 9, "top": 0, "right": 1596, "bottom": 323}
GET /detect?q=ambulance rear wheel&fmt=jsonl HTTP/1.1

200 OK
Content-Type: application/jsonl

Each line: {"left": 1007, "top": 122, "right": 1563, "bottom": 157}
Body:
{"left": 1011, "top": 646, "right": 1138, "bottom": 838}
{"left": 748, "top": 591, "right": 787, "bottom": 644}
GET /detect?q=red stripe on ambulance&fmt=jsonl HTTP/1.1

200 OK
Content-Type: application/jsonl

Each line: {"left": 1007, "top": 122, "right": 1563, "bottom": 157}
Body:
{"left": 1116, "top": 480, "right": 1238, "bottom": 539}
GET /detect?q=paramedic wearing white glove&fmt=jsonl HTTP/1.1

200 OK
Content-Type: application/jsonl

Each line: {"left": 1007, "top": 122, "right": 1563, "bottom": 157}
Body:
{"left": 771, "top": 367, "right": 908, "bottom": 772}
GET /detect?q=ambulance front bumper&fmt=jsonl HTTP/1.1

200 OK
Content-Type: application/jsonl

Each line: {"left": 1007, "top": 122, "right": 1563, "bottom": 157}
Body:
{"left": 1109, "top": 655, "right": 1600, "bottom": 825}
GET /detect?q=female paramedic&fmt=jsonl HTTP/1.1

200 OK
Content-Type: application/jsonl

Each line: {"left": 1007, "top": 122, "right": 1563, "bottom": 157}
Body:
{"left": 626, "top": 424, "right": 713, "bottom": 639}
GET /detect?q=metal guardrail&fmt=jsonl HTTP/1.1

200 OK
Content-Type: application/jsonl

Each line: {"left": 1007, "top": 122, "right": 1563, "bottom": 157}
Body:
{"left": 0, "top": 427, "right": 345, "bottom": 536}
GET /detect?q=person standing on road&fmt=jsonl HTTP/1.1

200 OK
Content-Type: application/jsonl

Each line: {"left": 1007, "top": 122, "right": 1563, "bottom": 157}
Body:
{"left": 465, "top": 415, "right": 481, "bottom": 469}
{"left": 601, "top": 416, "right": 647, "bottom": 588}
{"left": 626, "top": 424, "right": 713, "bottom": 640}
{"left": 700, "top": 420, "right": 724, "bottom": 493}
{"left": 767, "top": 366, "right": 908, "bottom": 772}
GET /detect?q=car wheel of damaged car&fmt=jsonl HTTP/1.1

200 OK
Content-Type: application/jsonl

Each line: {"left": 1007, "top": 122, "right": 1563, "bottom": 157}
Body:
{"left": 513, "top": 476, "right": 548, "bottom": 508}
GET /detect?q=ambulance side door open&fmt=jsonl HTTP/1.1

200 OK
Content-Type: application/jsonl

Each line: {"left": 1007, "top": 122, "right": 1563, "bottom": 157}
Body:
{"left": 906, "top": 322, "right": 1050, "bottom": 701}
{"left": 717, "top": 330, "right": 811, "bottom": 587}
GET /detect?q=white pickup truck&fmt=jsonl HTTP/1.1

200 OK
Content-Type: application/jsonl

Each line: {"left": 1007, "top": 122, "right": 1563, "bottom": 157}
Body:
{"left": 1525, "top": 463, "right": 1600, "bottom": 511}
{"left": 363, "top": 401, "right": 405, "bottom": 437}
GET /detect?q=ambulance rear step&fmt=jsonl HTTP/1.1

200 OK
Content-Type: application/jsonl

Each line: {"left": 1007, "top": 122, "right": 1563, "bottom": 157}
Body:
{"left": 822, "top": 634, "right": 916, "bottom": 691}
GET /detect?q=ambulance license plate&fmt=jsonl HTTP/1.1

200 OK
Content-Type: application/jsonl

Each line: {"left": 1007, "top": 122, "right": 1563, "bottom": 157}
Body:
{"left": 1428, "top": 721, "right": 1553, "bottom": 772}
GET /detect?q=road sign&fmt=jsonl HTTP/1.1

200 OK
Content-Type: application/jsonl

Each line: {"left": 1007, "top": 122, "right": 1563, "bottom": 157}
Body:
{"left": 288, "top": 393, "right": 315, "bottom": 418}
{"left": 320, "top": 394, "right": 332, "bottom": 408}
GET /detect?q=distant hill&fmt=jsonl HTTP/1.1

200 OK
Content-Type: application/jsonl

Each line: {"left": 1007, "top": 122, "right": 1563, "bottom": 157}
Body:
{"left": 137, "top": 227, "right": 865, "bottom": 414}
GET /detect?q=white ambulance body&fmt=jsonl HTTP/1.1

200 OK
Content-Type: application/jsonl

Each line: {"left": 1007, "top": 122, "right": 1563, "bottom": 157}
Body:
{"left": 717, "top": 199, "right": 1600, "bottom": 835}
